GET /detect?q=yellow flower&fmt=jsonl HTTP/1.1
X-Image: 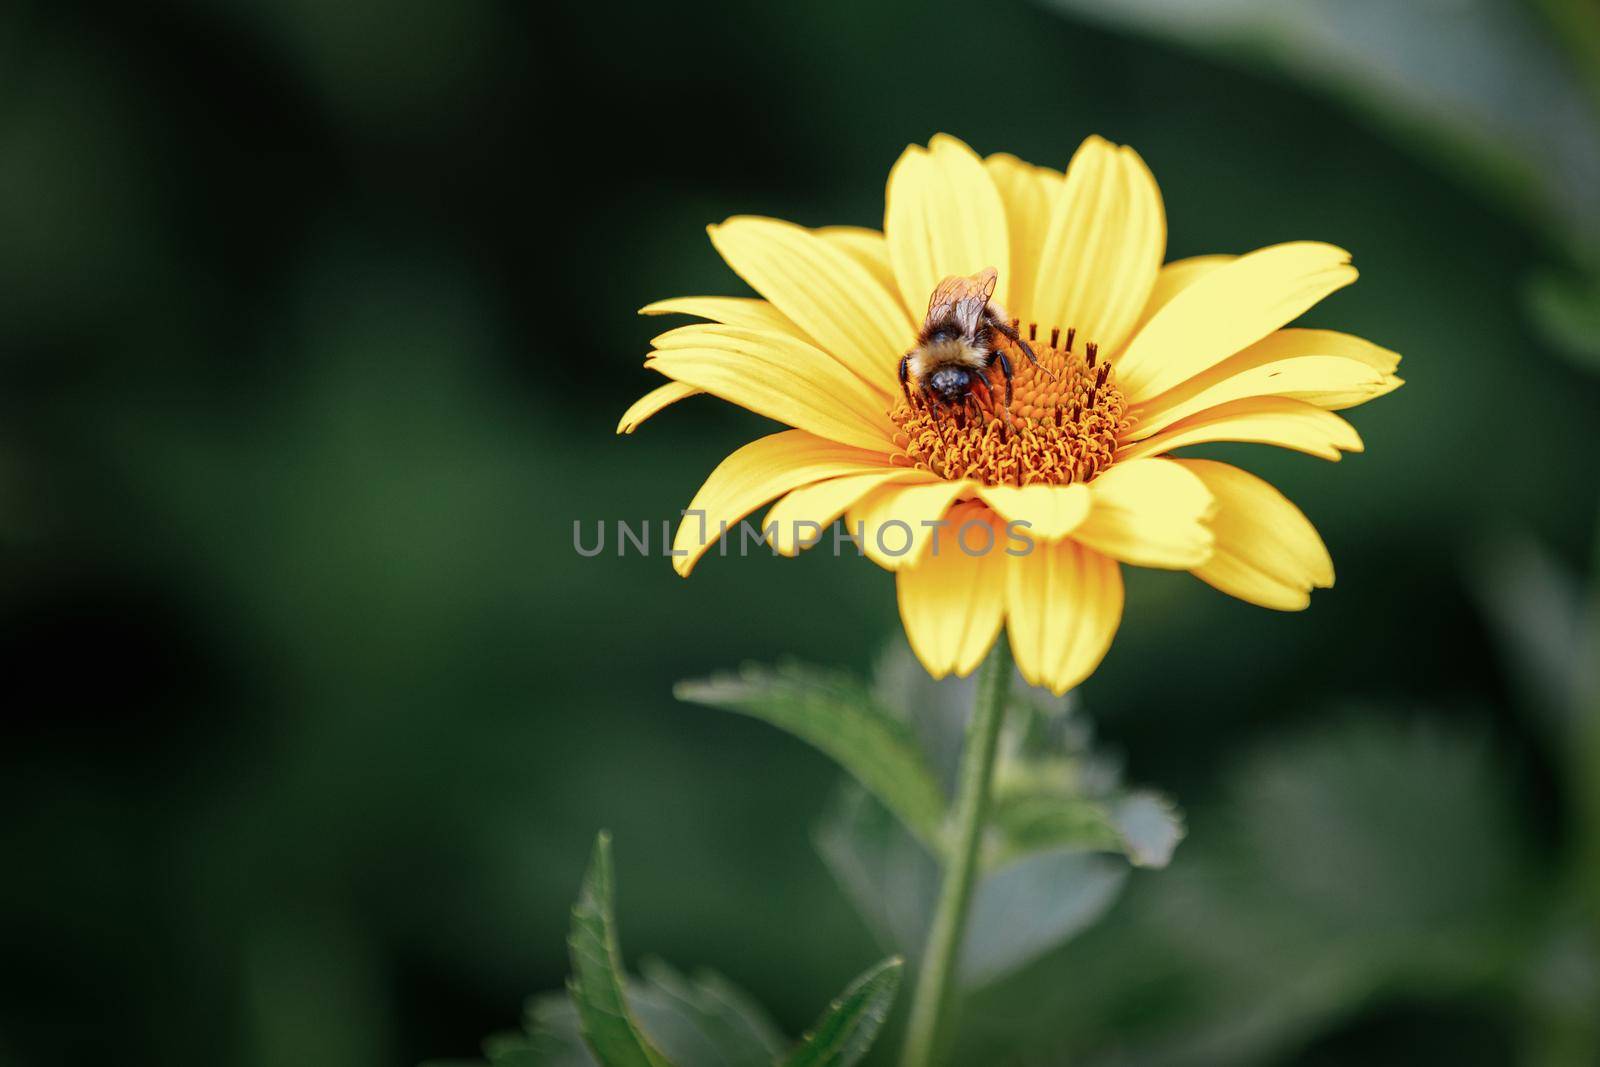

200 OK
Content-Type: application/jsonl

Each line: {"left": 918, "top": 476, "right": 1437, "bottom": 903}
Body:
{"left": 620, "top": 134, "right": 1402, "bottom": 695}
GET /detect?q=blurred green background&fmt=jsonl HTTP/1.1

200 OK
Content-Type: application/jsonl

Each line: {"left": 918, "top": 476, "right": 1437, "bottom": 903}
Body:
{"left": 2, "top": 1, "right": 1598, "bottom": 1065}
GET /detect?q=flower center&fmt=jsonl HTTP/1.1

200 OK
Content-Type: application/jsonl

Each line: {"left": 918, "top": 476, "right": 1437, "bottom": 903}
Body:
{"left": 890, "top": 326, "right": 1129, "bottom": 486}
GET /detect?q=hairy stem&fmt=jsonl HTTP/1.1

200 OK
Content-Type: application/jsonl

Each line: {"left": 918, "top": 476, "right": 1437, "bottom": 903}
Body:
{"left": 900, "top": 637, "right": 1012, "bottom": 1067}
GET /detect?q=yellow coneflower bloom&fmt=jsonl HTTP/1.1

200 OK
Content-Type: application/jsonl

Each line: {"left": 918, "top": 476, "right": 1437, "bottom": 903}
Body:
{"left": 620, "top": 134, "right": 1402, "bottom": 695}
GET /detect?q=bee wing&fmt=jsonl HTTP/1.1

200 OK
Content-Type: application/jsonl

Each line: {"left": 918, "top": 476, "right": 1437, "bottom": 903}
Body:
{"left": 925, "top": 267, "right": 999, "bottom": 334}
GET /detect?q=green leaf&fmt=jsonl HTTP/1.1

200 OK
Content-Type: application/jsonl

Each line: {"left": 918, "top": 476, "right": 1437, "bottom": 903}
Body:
{"left": 870, "top": 639, "right": 986, "bottom": 788}
{"left": 1039, "top": 0, "right": 1600, "bottom": 253}
{"left": 516, "top": 996, "right": 597, "bottom": 1066}
{"left": 959, "top": 849, "right": 1128, "bottom": 990}
{"left": 1108, "top": 793, "right": 1185, "bottom": 868}
{"left": 814, "top": 784, "right": 1131, "bottom": 992}
{"left": 677, "top": 662, "right": 948, "bottom": 848}
{"left": 452, "top": 833, "right": 828, "bottom": 1067}
{"left": 982, "top": 673, "right": 1185, "bottom": 871}
{"left": 813, "top": 784, "right": 941, "bottom": 956}
{"left": 631, "top": 960, "right": 787, "bottom": 1067}
{"left": 531, "top": 947, "right": 902, "bottom": 1067}
{"left": 512, "top": 962, "right": 792, "bottom": 1067}
{"left": 957, "top": 716, "right": 1534, "bottom": 1066}
{"left": 987, "top": 788, "right": 1184, "bottom": 870}
{"left": 810, "top": 642, "right": 1182, "bottom": 992}
{"left": 782, "top": 956, "right": 904, "bottom": 1067}
{"left": 985, "top": 789, "right": 1122, "bottom": 861}
{"left": 484, "top": 1033, "right": 548, "bottom": 1067}
{"left": 566, "top": 832, "right": 674, "bottom": 1067}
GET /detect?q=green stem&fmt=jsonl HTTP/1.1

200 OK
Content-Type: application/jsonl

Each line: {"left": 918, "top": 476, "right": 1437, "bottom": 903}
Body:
{"left": 900, "top": 636, "right": 1012, "bottom": 1067}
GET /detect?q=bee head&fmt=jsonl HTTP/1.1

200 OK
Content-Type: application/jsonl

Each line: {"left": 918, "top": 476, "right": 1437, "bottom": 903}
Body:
{"left": 928, "top": 366, "right": 971, "bottom": 403}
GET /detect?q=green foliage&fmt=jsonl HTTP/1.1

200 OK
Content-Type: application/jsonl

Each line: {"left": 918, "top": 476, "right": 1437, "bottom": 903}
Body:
{"left": 566, "top": 833, "right": 673, "bottom": 1067}
{"left": 959, "top": 849, "right": 1129, "bottom": 991}
{"left": 486, "top": 1031, "right": 550, "bottom": 1067}
{"left": 1039, "top": 0, "right": 1600, "bottom": 256}
{"left": 698, "top": 640, "right": 1186, "bottom": 995}
{"left": 985, "top": 689, "right": 1184, "bottom": 872}
{"left": 676, "top": 664, "right": 948, "bottom": 849}
{"left": 781, "top": 957, "right": 903, "bottom": 1067}
{"left": 1472, "top": 523, "right": 1600, "bottom": 1063}
{"left": 437, "top": 833, "right": 903, "bottom": 1067}
{"left": 449, "top": 647, "right": 1186, "bottom": 1067}
{"left": 815, "top": 783, "right": 1132, "bottom": 993}
{"left": 985, "top": 788, "right": 1123, "bottom": 861}
{"left": 12, "top": 0, "right": 1600, "bottom": 1063}
{"left": 508, "top": 962, "right": 787, "bottom": 1067}
{"left": 957, "top": 715, "right": 1541, "bottom": 1065}
{"left": 984, "top": 779, "right": 1182, "bottom": 873}
{"left": 629, "top": 961, "right": 788, "bottom": 1066}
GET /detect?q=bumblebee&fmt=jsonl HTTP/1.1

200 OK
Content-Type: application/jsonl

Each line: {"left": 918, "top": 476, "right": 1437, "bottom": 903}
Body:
{"left": 898, "top": 266, "right": 1046, "bottom": 413}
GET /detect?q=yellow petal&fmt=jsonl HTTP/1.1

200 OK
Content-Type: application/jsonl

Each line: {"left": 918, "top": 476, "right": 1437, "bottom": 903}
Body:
{"left": 1175, "top": 459, "right": 1334, "bottom": 610}
{"left": 1129, "top": 359, "right": 1400, "bottom": 440}
{"left": 1114, "top": 242, "right": 1358, "bottom": 404}
{"left": 976, "top": 482, "right": 1091, "bottom": 541}
{"left": 1116, "top": 396, "right": 1363, "bottom": 462}
{"left": 1031, "top": 136, "right": 1166, "bottom": 355}
{"left": 1267, "top": 328, "right": 1402, "bottom": 374}
{"left": 647, "top": 324, "right": 897, "bottom": 452}
{"left": 813, "top": 226, "right": 899, "bottom": 297}
{"left": 885, "top": 134, "right": 1012, "bottom": 314}
{"left": 639, "top": 296, "right": 800, "bottom": 335}
{"left": 1070, "top": 458, "right": 1214, "bottom": 569}
{"left": 984, "top": 152, "right": 1060, "bottom": 325}
{"left": 1005, "top": 538, "right": 1123, "bottom": 696}
{"left": 673, "top": 430, "right": 898, "bottom": 577}
{"left": 847, "top": 478, "right": 973, "bottom": 570}
{"left": 897, "top": 503, "right": 1008, "bottom": 678}
{"left": 1132, "top": 254, "right": 1234, "bottom": 335}
{"left": 617, "top": 380, "right": 700, "bottom": 434}
{"left": 708, "top": 216, "right": 911, "bottom": 395}
{"left": 1128, "top": 327, "right": 1403, "bottom": 438}
{"left": 763, "top": 468, "right": 936, "bottom": 555}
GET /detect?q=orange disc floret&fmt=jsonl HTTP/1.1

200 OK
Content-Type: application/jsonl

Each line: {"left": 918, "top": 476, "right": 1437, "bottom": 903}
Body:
{"left": 891, "top": 327, "right": 1130, "bottom": 486}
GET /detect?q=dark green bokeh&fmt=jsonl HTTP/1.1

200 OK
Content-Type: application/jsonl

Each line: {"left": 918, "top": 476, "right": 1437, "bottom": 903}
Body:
{"left": 2, "top": 1, "right": 1597, "bottom": 1065}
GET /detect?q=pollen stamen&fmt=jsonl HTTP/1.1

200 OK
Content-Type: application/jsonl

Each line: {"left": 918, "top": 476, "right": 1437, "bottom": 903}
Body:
{"left": 891, "top": 325, "right": 1130, "bottom": 487}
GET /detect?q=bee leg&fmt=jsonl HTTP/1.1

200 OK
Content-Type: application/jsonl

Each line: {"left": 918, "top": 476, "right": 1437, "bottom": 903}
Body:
{"left": 979, "top": 363, "right": 1017, "bottom": 428}
{"left": 993, "top": 347, "right": 1014, "bottom": 408}
{"left": 1020, "top": 337, "right": 1052, "bottom": 377}
{"left": 898, "top": 353, "right": 913, "bottom": 406}
{"left": 992, "top": 315, "right": 1055, "bottom": 380}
